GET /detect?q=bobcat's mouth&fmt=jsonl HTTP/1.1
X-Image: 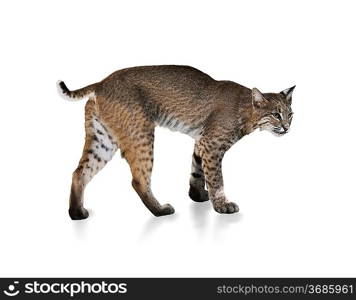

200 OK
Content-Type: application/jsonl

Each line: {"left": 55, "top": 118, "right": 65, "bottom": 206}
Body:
{"left": 273, "top": 128, "right": 288, "bottom": 135}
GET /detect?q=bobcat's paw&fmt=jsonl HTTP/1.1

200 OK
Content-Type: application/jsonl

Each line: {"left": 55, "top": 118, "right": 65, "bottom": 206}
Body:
{"left": 189, "top": 185, "right": 209, "bottom": 202}
{"left": 69, "top": 207, "right": 89, "bottom": 220}
{"left": 153, "top": 203, "right": 175, "bottom": 217}
{"left": 214, "top": 201, "right": 239, "bottom": 214}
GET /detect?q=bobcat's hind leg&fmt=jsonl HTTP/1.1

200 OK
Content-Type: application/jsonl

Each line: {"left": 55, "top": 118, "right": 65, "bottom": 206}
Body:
{"left": 189, "top": 143, "right": 209, "bottom": 202}
{"left": 69, "top": 100, "right": 118, "bottom": 220}
{"left": 121, "top": 125, "right": 174, "bottom": 217}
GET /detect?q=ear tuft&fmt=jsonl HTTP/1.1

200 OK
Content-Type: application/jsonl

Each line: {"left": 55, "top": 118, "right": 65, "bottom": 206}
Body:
{"left": 252, "top": 88, "right": 268, "bottom": 107}
{"left": 280, "top": 85, "right": 296, "bottom": 102}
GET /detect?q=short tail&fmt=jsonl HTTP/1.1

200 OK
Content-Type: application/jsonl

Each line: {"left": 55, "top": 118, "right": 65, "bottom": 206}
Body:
{"left": 56, "top": 80, "right": 96, "bottom": 101}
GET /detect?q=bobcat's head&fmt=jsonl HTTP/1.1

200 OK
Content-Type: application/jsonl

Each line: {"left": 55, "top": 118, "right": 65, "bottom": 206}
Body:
{"left": 252, "top": 86, "right": 295, "bottom": 136}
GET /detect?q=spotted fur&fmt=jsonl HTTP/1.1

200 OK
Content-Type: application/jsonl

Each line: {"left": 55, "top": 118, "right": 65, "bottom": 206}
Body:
{"left": 58, "top": 65, "right": 295, "bottom": 219}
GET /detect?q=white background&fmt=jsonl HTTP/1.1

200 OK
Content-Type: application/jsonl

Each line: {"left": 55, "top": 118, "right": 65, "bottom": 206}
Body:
{"left": 0, "top": 0, "right": 355, "bottom": 277}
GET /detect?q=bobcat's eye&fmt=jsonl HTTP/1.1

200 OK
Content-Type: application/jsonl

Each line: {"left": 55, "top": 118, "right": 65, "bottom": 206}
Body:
{"left": 272, "top": 113, "right": 281, "bottom": 120}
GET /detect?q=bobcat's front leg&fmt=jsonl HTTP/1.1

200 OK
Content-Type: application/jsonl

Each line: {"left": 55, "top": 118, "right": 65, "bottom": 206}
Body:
{"left": 189, "top": 143, "right": 209, "bottom": 202}
{"left": 198, "top": 138, "right": 239, "bottom": 214}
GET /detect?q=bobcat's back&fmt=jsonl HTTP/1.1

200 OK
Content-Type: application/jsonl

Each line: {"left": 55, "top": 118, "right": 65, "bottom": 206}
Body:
{"left": 94, "top": 65, "right": 248, "bottom": 138}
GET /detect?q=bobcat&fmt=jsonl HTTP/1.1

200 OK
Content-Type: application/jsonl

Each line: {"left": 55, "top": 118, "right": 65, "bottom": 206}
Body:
{"left": 57, "top": 65, "right": 295, "bottom": 220}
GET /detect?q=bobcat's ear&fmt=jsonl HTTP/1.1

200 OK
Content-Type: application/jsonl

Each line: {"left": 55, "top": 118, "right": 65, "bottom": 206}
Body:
{"left": 280, "top": 85, "right": 296, "bottom": 103}
{"left": 252, "top": 88, "right": 268, "bottom": 108}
